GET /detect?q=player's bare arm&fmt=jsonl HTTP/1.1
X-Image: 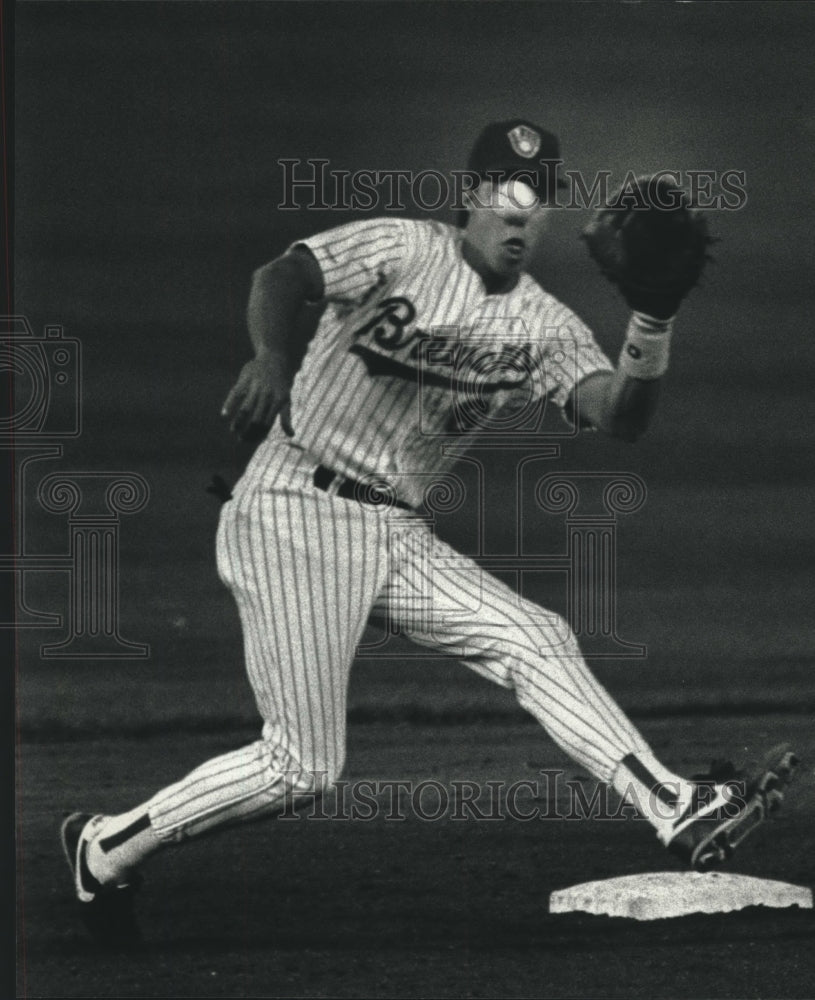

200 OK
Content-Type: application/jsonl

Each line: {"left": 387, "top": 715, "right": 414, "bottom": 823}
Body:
{"left": 221, "top": 247, "right": 323, "bottom": 439}
{"left": 571, "top": 368, "right": 660, "bottom": 442}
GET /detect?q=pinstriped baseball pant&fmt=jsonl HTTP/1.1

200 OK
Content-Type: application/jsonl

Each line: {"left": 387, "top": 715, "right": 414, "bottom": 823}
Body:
{"left": 147, "top": 446, "right": 650, "bottom": 842}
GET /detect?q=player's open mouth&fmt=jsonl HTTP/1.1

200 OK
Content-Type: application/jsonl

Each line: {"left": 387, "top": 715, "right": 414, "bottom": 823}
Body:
{"left": 502, "top": 238, "right": 526, "bottom": 259}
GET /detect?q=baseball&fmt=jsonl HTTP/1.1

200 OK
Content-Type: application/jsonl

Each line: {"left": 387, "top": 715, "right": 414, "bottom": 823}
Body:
{"left": 495, "top": 178, "right": 539, "bottom": 213}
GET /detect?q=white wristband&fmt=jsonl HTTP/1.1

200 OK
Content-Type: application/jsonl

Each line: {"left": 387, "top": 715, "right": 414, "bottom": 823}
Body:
{"left": 618, "top": 311, "right": 674, "bottom": 380}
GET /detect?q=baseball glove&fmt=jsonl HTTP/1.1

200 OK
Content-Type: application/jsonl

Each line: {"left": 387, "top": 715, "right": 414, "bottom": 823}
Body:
{"left": 581, "top": 174, "right": 715, "bottom": 319}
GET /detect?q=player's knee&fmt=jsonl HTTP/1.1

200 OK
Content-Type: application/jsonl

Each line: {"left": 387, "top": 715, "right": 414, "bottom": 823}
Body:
{"left": 258, "top": 739, "right": 345, "bottom": 794}
{"left": 513, "top": 610, "right": 577, "bottom": 654}
{"left": 294, "top": 757, "right": 345, "bottom": 791}
{"left": 272, "top": 761, "right": 344, "bottom": 821}
{"left": 540, "top": 611, "right": 579, "bottom": 655}
{"left": 506, "top": 611, "right": 581, "bottom": 681}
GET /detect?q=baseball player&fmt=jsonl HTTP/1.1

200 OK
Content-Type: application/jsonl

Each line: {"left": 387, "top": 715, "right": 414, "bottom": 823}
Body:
{"left": 61, "top": 120, "right": 797, "bottom": 947}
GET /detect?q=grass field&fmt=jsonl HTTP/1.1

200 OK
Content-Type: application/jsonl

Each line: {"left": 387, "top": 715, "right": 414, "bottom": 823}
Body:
{"left": 13, "top": 2, "right": 815, "bottom": 997}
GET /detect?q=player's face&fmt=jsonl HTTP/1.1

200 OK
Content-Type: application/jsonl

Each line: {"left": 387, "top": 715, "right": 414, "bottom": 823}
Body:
{"left": 462, "top": 179, "right": 553, "bottom": 284}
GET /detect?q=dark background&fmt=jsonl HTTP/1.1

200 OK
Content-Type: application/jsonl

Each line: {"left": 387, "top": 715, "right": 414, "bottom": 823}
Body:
{"left": 13, "top": 2, "right": 815, "bottom": 996}
{"left": 14, "top": 0, "right": 815, "bottom": 720}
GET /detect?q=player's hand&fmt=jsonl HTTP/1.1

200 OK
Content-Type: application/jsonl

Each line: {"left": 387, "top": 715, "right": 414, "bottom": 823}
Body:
{"left": 221, "top": 352, "right": 295, "bottom": 440}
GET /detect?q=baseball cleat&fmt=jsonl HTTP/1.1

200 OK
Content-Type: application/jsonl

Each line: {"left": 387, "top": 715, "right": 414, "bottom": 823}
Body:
{"left": 60, "top": 812, "right": 143, "bottom": 949}
{"left": 667, "top": 744, "right": 799, "bottom": 871}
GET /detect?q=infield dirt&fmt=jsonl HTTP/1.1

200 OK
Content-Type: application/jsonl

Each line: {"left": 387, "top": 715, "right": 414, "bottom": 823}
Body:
{"left": 18, "top": 717, "right": 815, "bottom": 998}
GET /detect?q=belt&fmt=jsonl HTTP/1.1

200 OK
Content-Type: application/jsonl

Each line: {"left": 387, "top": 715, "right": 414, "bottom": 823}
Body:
{"left": 313, "top": 465, "right": 413, "bottom": 511}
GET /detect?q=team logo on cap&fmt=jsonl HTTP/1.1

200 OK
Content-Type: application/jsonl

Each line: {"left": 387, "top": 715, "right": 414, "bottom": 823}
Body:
{"left": 507, "top": 124, "right": 541, "bottom": 158}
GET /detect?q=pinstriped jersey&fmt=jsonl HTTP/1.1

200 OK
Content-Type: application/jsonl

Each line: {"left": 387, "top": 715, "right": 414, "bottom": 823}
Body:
{"left": 258, "top": 217, "right": 612, "bottom": 508}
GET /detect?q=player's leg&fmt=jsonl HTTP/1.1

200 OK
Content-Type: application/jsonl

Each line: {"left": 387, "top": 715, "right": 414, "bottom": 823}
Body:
{"left": 374, "top": 519, "right": 797, "bottom": 867}
{"left": 74, "top": 484, "right": 390, "bottom": 891}
{"left": 375, "top": 520, "right": 651, "bottom": 778}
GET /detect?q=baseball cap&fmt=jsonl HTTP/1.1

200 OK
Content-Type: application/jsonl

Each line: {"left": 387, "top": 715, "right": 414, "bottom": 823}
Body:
{"left": 468, "top": 119, "right": 565, "bottom": 202}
